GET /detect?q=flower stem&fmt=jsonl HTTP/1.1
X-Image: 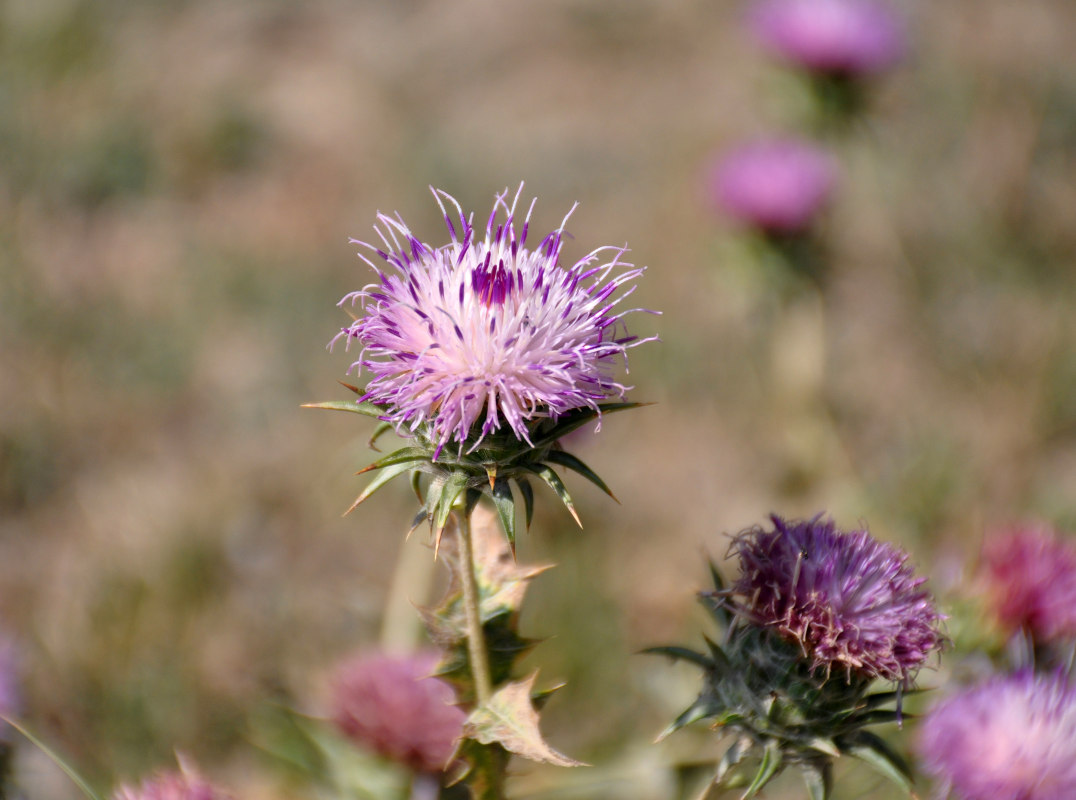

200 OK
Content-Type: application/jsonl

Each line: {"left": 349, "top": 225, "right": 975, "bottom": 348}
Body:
{"left": 456, "top": 507, "right": 493, "bottom": 707}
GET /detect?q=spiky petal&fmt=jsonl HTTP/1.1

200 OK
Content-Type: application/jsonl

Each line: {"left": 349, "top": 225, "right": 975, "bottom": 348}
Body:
{"left": 919, "top": 671, "right": 1076, "bottom": 800}
{"left": 730, "top": 514, "right": 942, "bottom": 683}
{"left": 980, "top": 523, "right": 1076, "bottom": 644}
{"left": 332, "top": 186, "right": 651, "bottom": 457}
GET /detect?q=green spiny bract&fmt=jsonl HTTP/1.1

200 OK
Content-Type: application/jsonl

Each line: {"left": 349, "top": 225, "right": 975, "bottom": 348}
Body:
{"left": 306, "top": 384, "right": 640, "bottom": 550}
{"left": 648, "top": 563, "right": 916, "bottom": 800}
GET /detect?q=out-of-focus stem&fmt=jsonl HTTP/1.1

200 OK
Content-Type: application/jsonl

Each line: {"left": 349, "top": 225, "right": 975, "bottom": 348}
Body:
{"left": 457, "top": 507, "right": 493, "bottom": 707}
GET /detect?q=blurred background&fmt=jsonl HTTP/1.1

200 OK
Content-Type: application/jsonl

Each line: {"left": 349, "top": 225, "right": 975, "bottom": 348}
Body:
{"left": 3, "top": 0, "right": 1076, "bottom": 797}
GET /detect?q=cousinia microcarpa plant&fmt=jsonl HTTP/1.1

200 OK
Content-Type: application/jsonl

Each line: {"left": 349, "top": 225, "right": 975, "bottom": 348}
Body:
{"left": 650, "top": 514, "right": 943, "bottom": 800}
{"left": 309, "top": 184, "right": 656, "bottom": 798}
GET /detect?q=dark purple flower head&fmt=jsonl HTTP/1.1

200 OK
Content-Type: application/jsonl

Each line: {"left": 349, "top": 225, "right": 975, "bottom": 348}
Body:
{"left": 730, "top": 514, "right": 942, "bottom": 683}
{"left": 112, "top": 765, "right": 229, "bottom": 800}
{"left": 919, "top": 671, "right": 1076, "bottom": 800}
{"left": 333, "top": 186, "right": 652, "bottom": 457}
{"left": 980, "top": 524, "right": 1076, "bottom": 644}
{"left": 709, "top": 139, "right": 836, "bottom": 234}
{"left": 331, "top": 650, "right": 464, "bottom": 774}
{"left": 750, "top": 0, "right": 906, "bottom": 77}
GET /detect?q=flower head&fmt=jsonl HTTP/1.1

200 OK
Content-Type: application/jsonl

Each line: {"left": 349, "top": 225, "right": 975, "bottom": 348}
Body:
{"left": 709, "top": 139, "right": 836, "bottom": 234}
{"left": 750, "top": 0, "right": 906, "bottom": 77}
{"left": 919, "top": 671, "right": 1076, "bottom": 800}
{"left": 113, "top": 766, "right": 229, "bottom": 800}
{"left": 333, "top": 186, "right": 650, "bottom": 457}
{"left": 730, "top": 514, "right": 941, "bottom": 683}
{"left": 331, "top": 650, "right": 464, "bottom": 773}
{"left": 980, "top": 524, "right": 1076, "bottom": 644}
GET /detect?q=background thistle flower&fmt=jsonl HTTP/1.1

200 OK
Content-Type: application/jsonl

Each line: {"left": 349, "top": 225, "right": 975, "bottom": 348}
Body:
{"left": 113, "top": 764, "right": 230, "bottom": 800}
{"left": 731, "top": 513, "right": 942, "bottom": 684}
{"left": 749, "top": 0, "right": 906, "bottom": 78}
{"left": 918, "top": 671, "right": 1076, "bottom": 800}
{"left": 709, "top": 139, "right": 837, "bottom": 236}
{"left": 330, "top": 650, "right": 465, "bottom": 775}
{"left": 650, "top": 514, "right": 943, "bottom": 799}
{"left": 979, "top": 523, "right": 1076, "bottom": 646}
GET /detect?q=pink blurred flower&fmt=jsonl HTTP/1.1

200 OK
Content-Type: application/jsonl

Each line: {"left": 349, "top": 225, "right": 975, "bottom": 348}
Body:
{"left": 750, "top": 0, "right": 906, "bottom": 76}
{"left": 709, "top": 138, "right": 836, "bottom": 233}
{"left": 112, "top": 765, "right": 229, "bottom": 800}
{"left": 918, "top": 671, "right": 1076, "bottom": 800}
{"left": 981, "top": 523, "right": 1076, "bottom": 643}
{"left": 331, "top": 651, "right": 464, "bottom": 773}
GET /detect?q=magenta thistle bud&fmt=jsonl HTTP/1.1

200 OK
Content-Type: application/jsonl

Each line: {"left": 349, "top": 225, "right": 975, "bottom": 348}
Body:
{"left": 333, "top": 185, "right": 651, "bottom": 458}
{"left": 330, "top": 651, "right": 465, "bottom": 774}
{"left": 730, "top": 514, "right": 942, "bottom": 683}
{"left": 112, "top": 766, "right": 229, "bottom": 800}
{"left": 709, "top": 139, "right": 836, "bottom": 234}
{"left": 980, "top": 524, "right": 1076, "bottom": 644}
{"left": 918, "top": 671, "right": 1076, "bottom": 800}
{"left": 749, "top": 0, "right": 906, "bottom": 77}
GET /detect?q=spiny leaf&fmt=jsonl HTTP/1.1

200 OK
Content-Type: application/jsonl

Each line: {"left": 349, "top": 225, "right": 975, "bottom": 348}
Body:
{"left": 801, "top": 762, "right": 833, "bottom": 800}
{"left": 367, "top": 421, "right": 394, "bottom": 451}
{"left": 524, "top": 464, "right": 581, "bottom": 528}
{"left": 301, "top": 400, "right": 385, "bottom": 417}
{"left": 542, "top": 450, "right": 617, "bottom": 501}
{"left": 447, "top": 738, "right": 509, "bottom": 799}
{"left": 714, "top": 737, "right": 752, "bottom": 787}
{"left": 517, "top": 477, "right": 534, "bottom": 530}
{"left": 642, "top": 646, "right": 712, "bottom": 669}
{"left": 741, "top": 741, "right": 782, "bottom": 799}
{"left": 355, "top": 446, "right": 429, "bottom": 475}
{"left": 843, "top": 731, "right": 916, "bottom": 796}
{"left": 344, "top": 461, "right": 418, "bottom": 515}
{"left": 655, "top": 698, "right": 715, "bottom": 742}
{"left": 462, "top": 674, "right": 585, "bottom": 767}
{"left": 528, "top": 402, "right": 647, "bottom": 451}
{"left": 486, "top": 478, "right": 516, "bottom": 554}
{"left": 433, "top": 471, "right": 471, "bottom": 539}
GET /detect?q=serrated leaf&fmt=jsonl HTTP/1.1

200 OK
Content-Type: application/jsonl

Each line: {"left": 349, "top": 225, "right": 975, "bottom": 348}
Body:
{"left": 345, "top": 460, "right": 419, "bottom": 515}
{"left": 462, "top": 674, "right": 585, "bottom": 767}
{"left": 542, "top": 450, "right": 617, "bottom": 501}
{"left": 302, "top": 400, "right": 386, "bottom": 417}
{"left": 524, "top": 464, "right": 581, "bottom": 527}
{"left": 741, "top": 741, "right": 782, "bottom": 799}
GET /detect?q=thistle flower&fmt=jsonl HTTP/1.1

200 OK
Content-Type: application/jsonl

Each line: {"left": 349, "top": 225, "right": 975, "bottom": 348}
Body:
{"left": 980, "top": 523, "right": 1076, "bottom": 644}
{"left": 333, "top": 186, "right": 650, "bottom": 457}
{"left": 113, "top": 765, "right": 229, "bottom": 800}
{"left": 709, "top": 139, "right": 836, "bottom": 234}
{"left": 749, "top": 0, "right": 906, "bottom": 77}
{"left": 918, "top": 671, "right": 1076, "bottom": 800}
{"left": 330, "top": 651, "right": 465, "bottom": 774}
{"left": 730, "top": 514, "right": 941, "bottom": 684}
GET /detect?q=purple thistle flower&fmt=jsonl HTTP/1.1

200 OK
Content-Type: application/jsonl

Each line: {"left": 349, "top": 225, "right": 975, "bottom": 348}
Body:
{"left": 330, "top": 650, "right": 465, "bottom": 774}
{"left": 980, "top": 524, "right": 1076, "bottom": 644}
{"left": 749, "top": 0, "right": 906, "bottom": 77}
{"left": 708, "top": 139, "right": 836, "bottom": 234}
{"left": 730, "top": 514, "right": 942, "bottom": 683}
{"left": 113, "top": 765, "right": 229, "bottom": 800}
{"left": 332, "top": 186, "right": 651, "bottom": 457}
{"left": 918, "top": 671, "right": 1076, "bottom": 800}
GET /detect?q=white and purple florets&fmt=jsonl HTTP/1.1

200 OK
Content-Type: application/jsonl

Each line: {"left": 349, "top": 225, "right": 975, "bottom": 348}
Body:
{"left": 918, "top": 671, "right": 1076, "bottom": 800}
{"left": 731, "top": 514, "right": 942, "bottom": 683}
{"left": 333, "top": 186, "right": 651, "bottom": 456}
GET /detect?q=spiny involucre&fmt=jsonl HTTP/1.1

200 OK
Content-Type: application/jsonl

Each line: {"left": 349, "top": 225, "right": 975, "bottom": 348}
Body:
{"left": 730, "top": 513, "right": 942, "bottom": 683}
{"left": 918, "top": 670, "right": 1076, "bottom": 800}
{"left": 332, "top": 185, "right": 653, "bottom": 457}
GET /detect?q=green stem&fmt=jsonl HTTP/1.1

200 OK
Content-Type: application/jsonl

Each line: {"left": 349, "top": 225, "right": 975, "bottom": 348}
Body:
{"left": 456, "top": 507, "right": 493, "bottom": 707}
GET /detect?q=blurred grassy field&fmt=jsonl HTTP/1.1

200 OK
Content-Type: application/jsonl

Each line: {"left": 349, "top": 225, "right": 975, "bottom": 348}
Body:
{"left": 3, "top": 0, "right": 1076, "bottom": 797}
